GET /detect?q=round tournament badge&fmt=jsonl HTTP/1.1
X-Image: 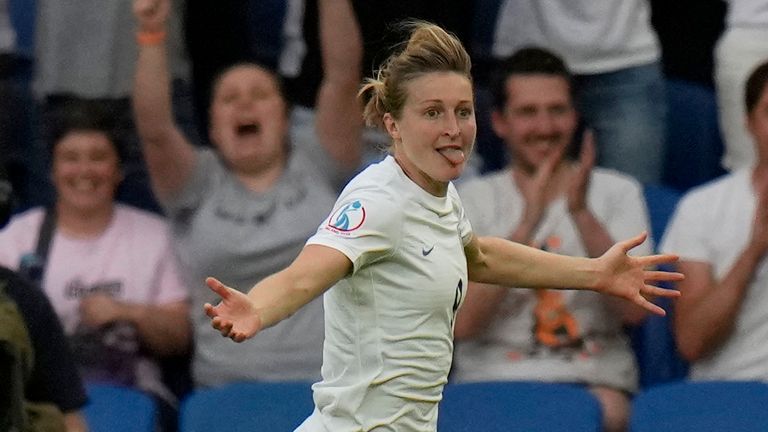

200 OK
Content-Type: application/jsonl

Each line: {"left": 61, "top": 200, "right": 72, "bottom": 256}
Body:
{"left": 328, "top": 200, "right": 366, "bottom": 232}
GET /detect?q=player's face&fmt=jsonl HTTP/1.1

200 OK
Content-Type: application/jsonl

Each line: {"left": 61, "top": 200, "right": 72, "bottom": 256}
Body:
{"left": 52, "top": 131, "right": 122, "bottom": 214}
{"left": 209, "top": 65, "right": 289, "bottom": 176}
{"left": 747, "top": 83, "right": 768, "bottom": 162}
{"left": 384, "top": 71, "right": 476, "bottom": 196}
{"left": 492, "top": 75, "right": 577, "bottom": 174}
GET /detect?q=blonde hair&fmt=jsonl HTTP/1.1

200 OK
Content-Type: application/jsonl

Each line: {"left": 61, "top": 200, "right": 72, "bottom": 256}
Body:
{"left": 358, "top": 21, "right": 472, "bottom": 130}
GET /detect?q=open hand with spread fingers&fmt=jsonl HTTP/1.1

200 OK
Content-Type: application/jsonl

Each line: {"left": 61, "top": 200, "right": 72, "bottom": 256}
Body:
{"left": 203, "top": 277, "right": 263, "bottom": 343}
{"left": 595, "top": 232, "right": 683, "bottom": 316}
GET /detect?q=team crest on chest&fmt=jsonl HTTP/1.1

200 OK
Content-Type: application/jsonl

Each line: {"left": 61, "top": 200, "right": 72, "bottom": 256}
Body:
{"left": 327, "top": 200, "right": 366, "bottom": 233}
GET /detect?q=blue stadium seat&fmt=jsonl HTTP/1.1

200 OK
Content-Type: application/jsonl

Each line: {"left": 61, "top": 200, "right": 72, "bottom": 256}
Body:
{"left": 179, "top": 381, "right": 314, "bottom": 432}
{"left": 83, "top": 384, "right": 157, "bottom": 432}
{"left": 643, "top": 183, "right": 682, "bottom": 248}
{"left": 437, "top": 381, "right": 602, "bottom": 432}
{"left": 629, "top": 297, "right": 688, "bottom": 390}
{"left": 630, "top": 381, "right": 768, "bottom": 432}
{"left": 663, "top": 79, "right": 726, "bottom": 191}
{"left": 630, "top": 184, "right": 688, "bottom": 389}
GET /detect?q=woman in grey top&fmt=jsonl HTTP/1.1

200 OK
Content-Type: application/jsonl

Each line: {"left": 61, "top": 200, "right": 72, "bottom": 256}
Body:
{"left": 132, "top": 0, "right": 363, "bottom": 386}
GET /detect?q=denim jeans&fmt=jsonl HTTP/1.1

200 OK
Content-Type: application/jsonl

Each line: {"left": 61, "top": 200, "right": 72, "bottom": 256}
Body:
{"left": 574, "top": 61, "right": 667, "bottom": 185}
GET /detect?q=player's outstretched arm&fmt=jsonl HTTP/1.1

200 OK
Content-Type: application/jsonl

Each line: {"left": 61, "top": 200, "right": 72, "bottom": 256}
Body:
{"left": 204, "top": 244, "right": 352, "bottom": 342}
{"left": 465, "top": 232, "right": 683, "bottom": 316}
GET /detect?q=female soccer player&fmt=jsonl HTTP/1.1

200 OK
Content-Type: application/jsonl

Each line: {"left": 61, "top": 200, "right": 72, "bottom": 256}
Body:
{"left": 204, "top": 21, "right": 683, "bottom": 431}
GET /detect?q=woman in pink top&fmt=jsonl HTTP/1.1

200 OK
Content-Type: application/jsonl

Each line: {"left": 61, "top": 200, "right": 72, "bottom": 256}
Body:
{"left": 0, "top": 100, "right": 190, "bottom": 432}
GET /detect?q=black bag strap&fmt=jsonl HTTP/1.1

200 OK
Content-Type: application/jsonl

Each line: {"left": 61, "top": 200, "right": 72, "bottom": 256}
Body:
{"left": 34, "top": 207, "right": 56, "bottom": 275}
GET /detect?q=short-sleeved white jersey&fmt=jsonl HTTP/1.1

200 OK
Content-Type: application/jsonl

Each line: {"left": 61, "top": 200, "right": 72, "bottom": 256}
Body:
{"left": 299, "top": 155, "right": 473, "bottom": 431}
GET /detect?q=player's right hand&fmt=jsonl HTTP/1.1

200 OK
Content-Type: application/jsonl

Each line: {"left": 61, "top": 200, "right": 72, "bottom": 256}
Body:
{"left": 203, "top": 277, "right": 263, "bottom": 343}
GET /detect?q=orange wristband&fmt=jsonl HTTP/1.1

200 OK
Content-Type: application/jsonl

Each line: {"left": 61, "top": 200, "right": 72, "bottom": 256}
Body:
{"left": 136, "top": 30, "right": 167, "bottom": 46}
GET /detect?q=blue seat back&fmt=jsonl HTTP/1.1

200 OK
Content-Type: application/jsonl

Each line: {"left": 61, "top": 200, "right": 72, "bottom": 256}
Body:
{"left": 629, "top": 184, "right": 689, "bottom": 389}
{"left": 180, "top": 381, "right": 314, "bottom": 432}
{"left": 630, "top": 381, "right": 768, "bottom": 432}
{"left": 643, "top": 183, "right": 682, "bottom": 248}
{"left": 663, "top": 79, "right": 726, "bottom": 191}
{"left": 83, "top": 384, "right": 157, "bottom": 432}
{"left": 437, "top": 381, "right": 602, "bottom": 432}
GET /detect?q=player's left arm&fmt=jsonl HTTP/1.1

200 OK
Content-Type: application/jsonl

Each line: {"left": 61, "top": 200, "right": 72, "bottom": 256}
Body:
{"left": 464, "top": 232, "right": 682, "bottom": 316}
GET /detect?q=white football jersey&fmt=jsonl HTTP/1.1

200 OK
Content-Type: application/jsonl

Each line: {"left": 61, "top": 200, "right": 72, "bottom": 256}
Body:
{"left": 299, "top": 156, "right": 473, "bottom": 431}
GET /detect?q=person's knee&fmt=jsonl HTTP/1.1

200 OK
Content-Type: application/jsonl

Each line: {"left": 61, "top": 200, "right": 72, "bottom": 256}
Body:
{"left": 590, "top": 386, "right": 630, "bottom": 432}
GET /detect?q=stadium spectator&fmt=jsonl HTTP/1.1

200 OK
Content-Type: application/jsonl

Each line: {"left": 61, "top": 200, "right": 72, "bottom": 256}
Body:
{"left": 489, "top": 0, "right": 667, "bottom": 185}
{"left": 0, "top": 101, "right": 190, "bottom": 431}
{"left": 453, "top": 47, "right": 652, "bottom": 432}
{"left": 132, "top": 0, "right": 362, "bottom": 387}
{"left": 662, "top": 60, "right": 768, "bottom": 383}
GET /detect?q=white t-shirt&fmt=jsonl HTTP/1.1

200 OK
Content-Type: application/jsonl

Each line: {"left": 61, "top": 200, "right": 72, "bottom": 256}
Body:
{"left": 0, "top": 205, "right": 188, "bottom": 332}
{"left": 724, "top": 0, "right": 768, "bottom": 28}
{"left": 453, "top": 168, "right": 649, "bottom": 392}
{"left": 492, "top": 0, "right": 660, "bottom": 74}
{"left": 0, "top": 204, "right": 188, "bottom": 399}
{"left": 298, "top": 156, "right": 473, "bottom": 431}
{"left": 660, "top": 169, "right": 768, "bottom": 380}
{"left": 34, "top": 0, "right": 189, "bottom": 98}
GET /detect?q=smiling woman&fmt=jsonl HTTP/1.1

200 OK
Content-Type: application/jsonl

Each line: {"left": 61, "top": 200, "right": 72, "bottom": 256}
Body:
{"left": 39, "top": 102, "right": 127, "bottom": 236}
{"left": 51, "top": 132, "right": 123, "bottom": 232}
{"left": 0, "top": 100, "right": 192, "bottom": 431}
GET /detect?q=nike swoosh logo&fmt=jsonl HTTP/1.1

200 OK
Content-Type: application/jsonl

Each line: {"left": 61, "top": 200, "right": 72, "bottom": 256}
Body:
{"left": 422, "top": 245, "right": 435, "bottom": 256}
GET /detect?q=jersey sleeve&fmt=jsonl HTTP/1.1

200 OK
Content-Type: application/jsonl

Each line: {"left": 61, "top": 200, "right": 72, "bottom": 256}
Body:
{"left": 449, "top": 183, "right": 474, "bottom": 246}
{"left": 306, "top": 189, "right": 402, "bottom": 274}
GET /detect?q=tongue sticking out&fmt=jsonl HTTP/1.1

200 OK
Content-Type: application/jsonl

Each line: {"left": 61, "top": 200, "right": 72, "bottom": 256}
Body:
{"left": 438, "top": 147, "right": 466, "bottom": 165}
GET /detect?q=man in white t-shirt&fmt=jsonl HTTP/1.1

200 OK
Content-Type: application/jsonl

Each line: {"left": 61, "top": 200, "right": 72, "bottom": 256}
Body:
{"left": 661, "top": 60, "right": 768, "bottom": 381}
{"left": 454, "top": 47, "right": 651, "bottom": 432}
{"left": 490, "top": 0, "right": 666, "bottom": 185}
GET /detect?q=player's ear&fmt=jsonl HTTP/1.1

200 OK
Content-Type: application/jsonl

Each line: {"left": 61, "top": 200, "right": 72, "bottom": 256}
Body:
{"left": 383, "top": 113, "right": 401, "bottom": 141}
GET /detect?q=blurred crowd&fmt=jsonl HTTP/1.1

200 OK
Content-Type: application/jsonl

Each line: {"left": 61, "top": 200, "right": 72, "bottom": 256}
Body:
{"left": 1, "top": 1, "right": 767, "bottom": 432}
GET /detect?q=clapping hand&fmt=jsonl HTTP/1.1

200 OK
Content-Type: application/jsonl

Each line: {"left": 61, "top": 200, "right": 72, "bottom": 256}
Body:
{"left": 567, "top": 129, "right": 596, "bottom": 215}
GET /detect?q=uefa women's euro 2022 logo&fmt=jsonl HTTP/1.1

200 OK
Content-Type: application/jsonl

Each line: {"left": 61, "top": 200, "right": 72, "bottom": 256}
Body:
{"left": 327, "top": 199, "right": 366, "bottom": 235}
